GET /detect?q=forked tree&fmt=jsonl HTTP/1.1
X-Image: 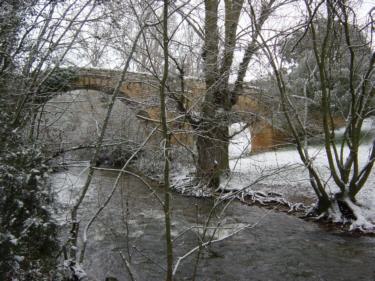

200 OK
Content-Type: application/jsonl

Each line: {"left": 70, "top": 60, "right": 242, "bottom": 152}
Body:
{"left": 194, "top": 0, "right": 283, "bottom": 187}
{"left": 260, "top": 0, "right": 375, "bottom": 224}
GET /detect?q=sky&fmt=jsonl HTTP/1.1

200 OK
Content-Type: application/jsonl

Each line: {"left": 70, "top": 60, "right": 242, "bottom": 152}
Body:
{"left": 56, "top": 0, "right": 374, "bottom": 81}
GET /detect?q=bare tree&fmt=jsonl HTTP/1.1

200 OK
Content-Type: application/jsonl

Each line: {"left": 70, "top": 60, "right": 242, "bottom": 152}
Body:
{"left": 0, "top": 1, "right": 102, "bottom": 279}
{"left": 160, "top": 0, "right": 174, "bottom": 279}
{"left": 191, "top": 0, "right": 285, "bottom": 187}
{"left": 259, "top": 0, "right": 375, "bottom": 225}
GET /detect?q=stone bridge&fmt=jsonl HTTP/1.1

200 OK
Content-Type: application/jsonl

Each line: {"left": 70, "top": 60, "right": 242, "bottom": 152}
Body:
{"left": 62, "top": 68, "right": 288, "bottom": 153}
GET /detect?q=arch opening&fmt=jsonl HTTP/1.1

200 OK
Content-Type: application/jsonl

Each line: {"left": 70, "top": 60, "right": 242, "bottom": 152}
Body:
{"left": 33, "top": 89, "right": 150, "bottom": 165}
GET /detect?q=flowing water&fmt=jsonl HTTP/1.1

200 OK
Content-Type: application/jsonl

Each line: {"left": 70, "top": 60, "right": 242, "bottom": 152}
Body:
{"left": 52, "top": 167, "right": 375, "bottom": 281}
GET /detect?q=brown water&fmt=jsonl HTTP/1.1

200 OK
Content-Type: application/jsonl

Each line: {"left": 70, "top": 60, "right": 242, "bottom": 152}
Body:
{"left": 52, "top": 168, "right": 375, "bottom": 281}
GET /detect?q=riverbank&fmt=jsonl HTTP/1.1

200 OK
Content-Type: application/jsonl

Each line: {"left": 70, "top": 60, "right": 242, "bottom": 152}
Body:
{"left": 171, "top": 119, "right": 375, "bottom": 233}
{"left": 171, "top": 172, "right": 375, "bottom": 236}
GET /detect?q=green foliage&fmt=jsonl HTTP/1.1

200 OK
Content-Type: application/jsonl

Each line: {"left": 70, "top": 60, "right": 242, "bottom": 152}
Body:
{"left": 280, "top": 17, "right": 373, "bottom": 116}
{"left": 0, "top": 111, "right": 58, "bottom": 281}
{"left": 0, "top": 0, "right": 39, "bottom": 71}
{"left": 40, "top": 68, "right": 78, "bottom": 93}
{"left": 281, "top": 18, "right": 370, "bottom": 65}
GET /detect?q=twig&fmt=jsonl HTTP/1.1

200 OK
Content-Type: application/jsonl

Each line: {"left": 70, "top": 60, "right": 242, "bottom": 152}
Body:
{"left": 120, "top": 251, "right": 137, "bottom": 281}
{"left": 79, "top": 126, "right": 159, "bottom": 263}
{"left": 172, "top": 211, "right": 270, "bottom": 277}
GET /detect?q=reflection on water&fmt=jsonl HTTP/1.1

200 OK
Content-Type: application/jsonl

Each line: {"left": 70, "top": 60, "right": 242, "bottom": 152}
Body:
{"left": 51, "top": 167, "right": 375, "bottom": 281}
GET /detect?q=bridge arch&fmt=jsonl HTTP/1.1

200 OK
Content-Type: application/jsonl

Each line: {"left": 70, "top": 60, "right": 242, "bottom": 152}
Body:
{"left": 42, "top": 68, "right": 290, "bottom": 154}
{"left": 34, "top": 88, "right": 156, "bottom": 160}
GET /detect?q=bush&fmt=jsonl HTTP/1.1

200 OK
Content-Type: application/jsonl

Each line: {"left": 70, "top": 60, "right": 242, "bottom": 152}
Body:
{"left": 0, "top": 111, "right": 58, "bottom": 281}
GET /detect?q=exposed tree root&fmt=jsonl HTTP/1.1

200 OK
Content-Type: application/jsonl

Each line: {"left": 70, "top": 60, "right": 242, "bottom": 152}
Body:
{"left": 170, "top": 173, "right": 307, "bottom": 213}
{"left": 170, "top": 173, "right": 375, "bottom": 234}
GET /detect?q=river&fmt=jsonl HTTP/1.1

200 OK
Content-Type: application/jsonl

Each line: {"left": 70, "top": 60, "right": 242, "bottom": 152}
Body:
{"left": 51, "top": 167, "right": 375, "bottom": 281}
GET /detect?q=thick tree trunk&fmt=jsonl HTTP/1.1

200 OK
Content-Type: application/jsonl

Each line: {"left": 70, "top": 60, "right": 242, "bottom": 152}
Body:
{"left": 196, "top": 0, "right": 274, "bottom": 188}
{"left": 313, "top": 196, "right": 332, "bottom": 216}
{"left": 196, "top": 122, "right": 229, "bottom": 188}
{"left": 310, "top": 191, "right": 358, "bottom": 223}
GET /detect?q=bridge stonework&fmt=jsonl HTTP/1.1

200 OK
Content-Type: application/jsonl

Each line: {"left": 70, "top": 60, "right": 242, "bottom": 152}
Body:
{"left": 70, "top": 68, "right": 288, "bottom": 153}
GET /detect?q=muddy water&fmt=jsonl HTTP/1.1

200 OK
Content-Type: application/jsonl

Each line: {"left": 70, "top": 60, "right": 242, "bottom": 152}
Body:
{"left": 52, "top": 167, "right": 375, "bottom": 281}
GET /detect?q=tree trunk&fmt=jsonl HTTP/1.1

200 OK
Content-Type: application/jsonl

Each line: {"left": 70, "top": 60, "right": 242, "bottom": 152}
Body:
{"left": 196, "top": 122, "right": 229, "bottom": 188}
{"left": 313, "top": 196, "right": 332, "bottom": 216}
{"left": 160, "top": 0, "right": 173, "bottom": 279}
{"left": 197, "top": 0, "right": 233, "bottom": 188}
{"left": 309, "top": 191, "right": 359, "bottom": 223}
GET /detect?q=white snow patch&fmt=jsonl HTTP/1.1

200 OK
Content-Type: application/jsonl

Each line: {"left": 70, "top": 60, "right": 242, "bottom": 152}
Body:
{"left": 229, "top": 122, "right": 251, "bottom": 158}
{"left": 14, "top": 255, "right": 24, "bottom": 262}
{"left": 63, "top": 260, "right": 87, "bottom": 280}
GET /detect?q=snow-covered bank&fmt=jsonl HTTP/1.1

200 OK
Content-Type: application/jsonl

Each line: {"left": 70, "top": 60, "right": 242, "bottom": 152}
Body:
{"left": 172, "top": 119, "right": 375, "bottom": 232}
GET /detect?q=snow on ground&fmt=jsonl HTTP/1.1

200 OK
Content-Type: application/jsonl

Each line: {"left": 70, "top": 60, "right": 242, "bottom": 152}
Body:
{"left": 225, "top": 138, "right": 375, "bottom": 211}
{"left": 173, "top": 119, "right": 375, "bottom": 230}
{"left": 228, "top": 122, "right": 251, "bottom": 158}
{"left": 224, "top": 119, "right": 375, "bottom": 228}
